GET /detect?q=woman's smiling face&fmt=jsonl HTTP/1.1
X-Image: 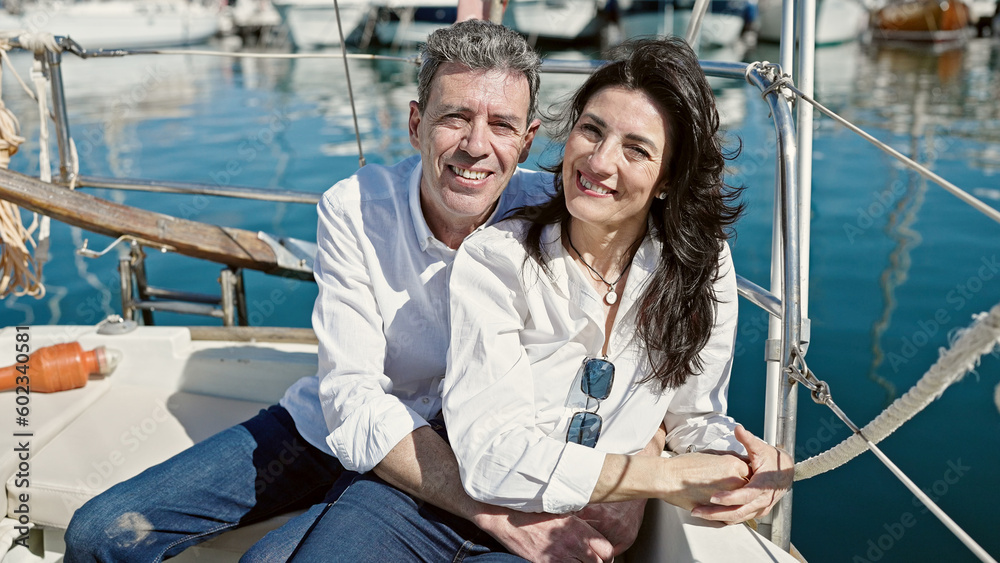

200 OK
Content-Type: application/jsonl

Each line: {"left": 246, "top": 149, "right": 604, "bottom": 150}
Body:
{"left": 562, "top": 86, "right": 672, "bottom": 237}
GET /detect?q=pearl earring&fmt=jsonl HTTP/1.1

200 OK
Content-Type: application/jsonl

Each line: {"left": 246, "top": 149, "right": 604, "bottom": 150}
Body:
{"left": 657, "top": 192, "right": 667, "bottom": 200}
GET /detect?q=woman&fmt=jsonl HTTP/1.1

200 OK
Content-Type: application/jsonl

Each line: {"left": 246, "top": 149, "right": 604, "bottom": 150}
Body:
{"left": 443, "top": 36, "right": 792, "bottom": 527}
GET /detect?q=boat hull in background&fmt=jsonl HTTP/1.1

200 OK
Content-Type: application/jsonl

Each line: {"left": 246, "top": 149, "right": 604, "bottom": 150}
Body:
{"left": 370, "top": 1, "right": 455, "bottom": 47}
{"left": 872, "top": 0, "right": 971, "bottom": 42}
{"left": 617, "top": 0, "right": 749, "bottom": 48}
{"left": 503, "top": 0, "right": 605, "bottom": 41}
{"left": 0, "top": 0, "right": 219, "bottom": 49}
{"left": 272, "top": 0, "right": 371, "bottom": 48}
{"left": 758, "top": 0, "right": 869, "bottom": 45}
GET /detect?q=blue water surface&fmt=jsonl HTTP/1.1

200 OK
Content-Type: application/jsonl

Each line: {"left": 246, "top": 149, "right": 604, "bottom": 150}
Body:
{"left": 1, "top": 37, "right": 999, "bottom": 562}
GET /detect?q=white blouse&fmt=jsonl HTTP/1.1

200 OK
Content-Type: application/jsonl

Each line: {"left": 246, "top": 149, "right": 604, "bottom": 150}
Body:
{"left": 442, "top": 219, "right": 743, "bottom": 514}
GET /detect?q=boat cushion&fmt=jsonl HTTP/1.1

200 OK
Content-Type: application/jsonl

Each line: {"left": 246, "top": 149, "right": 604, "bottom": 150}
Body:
{"left": 0, "top": 379, "right": 110, "bottom": 520}
{"left": 7, "top": 385, "right": 268, "bottom": 529}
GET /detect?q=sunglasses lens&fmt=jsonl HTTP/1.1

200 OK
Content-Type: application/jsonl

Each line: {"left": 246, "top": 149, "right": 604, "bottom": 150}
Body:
{"left": 582, "top": 359, "right": 614, "bottom": 400}
{"left": 567, "top": 412, "right": 602, "bottom": 448}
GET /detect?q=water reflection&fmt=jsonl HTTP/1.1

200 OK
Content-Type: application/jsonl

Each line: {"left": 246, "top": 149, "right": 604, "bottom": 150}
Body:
{"left": 742, "top": 37, "right": 1000, "bottom": 405}
{"left": 6, "top": 31, "right": 997, "bottom": 561}
{"left": 1, "top": 38, "right": 997, "bottom": 318}
{"left": 868, "top": 89, "right": 934, "bottom": 404}
{"left": 849, "top": 39, "right": 1000, "bottom": 167}
{"left": 749, "top": 38, "right": 1000, "bottom": 166}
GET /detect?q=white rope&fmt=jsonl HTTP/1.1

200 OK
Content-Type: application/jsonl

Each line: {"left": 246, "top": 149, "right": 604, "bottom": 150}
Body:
{"left": 29, "top": 55, "right": 52, "bottom": 270}
{"left": 29, "top": 59, "right": 51, "bottom": 185}
{"left": 69, "top": 137, "right": 79, "bottom": 189}
{"left": 0, "top": 50, "right": 38, "bottom": 102}
{"left": 795, "top": 302, "right": 1000, "bottom": 480}
{"left": 0, "top": 31, "right": 59, "bottom": 55}
{"left": 0, "top": 37, "right": 44, "bottom": 298}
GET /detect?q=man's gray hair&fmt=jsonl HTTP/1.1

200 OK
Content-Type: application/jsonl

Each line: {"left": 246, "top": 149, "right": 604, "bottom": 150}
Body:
{"left": 417, "top": 20, "right": 541, "bottom": 123}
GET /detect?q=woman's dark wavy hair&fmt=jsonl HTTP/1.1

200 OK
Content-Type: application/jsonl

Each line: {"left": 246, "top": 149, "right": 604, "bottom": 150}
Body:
{"left": 513, "top": 36, "right": 744, "bottom": 391}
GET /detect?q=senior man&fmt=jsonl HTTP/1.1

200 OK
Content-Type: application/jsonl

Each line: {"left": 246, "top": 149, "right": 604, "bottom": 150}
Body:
{"left": 65, "top": 20, "right": 648, "bottom": 562}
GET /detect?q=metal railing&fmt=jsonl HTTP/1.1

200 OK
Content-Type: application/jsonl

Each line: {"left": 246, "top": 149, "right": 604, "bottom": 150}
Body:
{"left": 4, "top": 35, "right": 808, "bottom": 549}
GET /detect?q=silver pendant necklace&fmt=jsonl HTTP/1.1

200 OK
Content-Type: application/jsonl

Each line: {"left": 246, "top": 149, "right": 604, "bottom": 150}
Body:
{"left": 567, "top": 229, "right": 629, "bottom": 306}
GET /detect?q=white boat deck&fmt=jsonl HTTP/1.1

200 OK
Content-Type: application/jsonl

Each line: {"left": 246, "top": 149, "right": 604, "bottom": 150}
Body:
{"left": 0, "top": 325, "right": 799, "bottom": 561}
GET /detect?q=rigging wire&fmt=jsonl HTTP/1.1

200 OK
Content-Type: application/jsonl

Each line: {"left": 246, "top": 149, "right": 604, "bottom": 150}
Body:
{"left": 332, "top": 0, "right": 366, "bottom": 167}
{"left": 783, "top": 82, "right": 1000, "bottom": 227}
{"left": 80, "top": 47, "right": 418, "bottom": 65}
{"left": 788, "top": 303, "right": 1000, "bottom": 563}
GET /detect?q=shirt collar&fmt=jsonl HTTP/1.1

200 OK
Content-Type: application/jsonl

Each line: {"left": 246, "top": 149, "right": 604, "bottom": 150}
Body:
{"left": 540, "top": 223, "right": 570, "bottom": 297}
{"left": 540, "top": 221, "right": 660, "bottom": 308}
{"left": 408, "top": 162, "right": 436, "bottom": 252}
{"left": 409, "top": 159, "right": 511, "bottom": 252}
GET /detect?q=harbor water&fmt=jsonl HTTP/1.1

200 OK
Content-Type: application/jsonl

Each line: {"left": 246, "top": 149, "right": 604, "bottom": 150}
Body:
{"left": 1, "top": 36, "right": 999, "bottom": 561}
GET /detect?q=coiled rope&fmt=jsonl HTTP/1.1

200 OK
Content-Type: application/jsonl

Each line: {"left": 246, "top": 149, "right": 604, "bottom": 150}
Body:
{"left": 0, "top": 31, "right": 78, "bottom": 299}
{"left": 795, "top": 303, "right": 1000, "bottom": 479}
{"left": 0, "top": 32, "right": 57, "bottom": 298}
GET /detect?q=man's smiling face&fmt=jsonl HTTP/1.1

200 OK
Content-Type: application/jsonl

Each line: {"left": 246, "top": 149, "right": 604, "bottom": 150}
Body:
{"left": 408, "top": 63, "right": 538, "bottom": 244}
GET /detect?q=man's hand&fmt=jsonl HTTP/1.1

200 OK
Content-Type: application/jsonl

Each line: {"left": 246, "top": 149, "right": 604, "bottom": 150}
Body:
{"left": 690, "top": 425, "right": 793, "bottom": 524}
{"left": 474, "top": 507, "right": 615, "bottom": 563}
{"left": 576, "top": 500, "right": 647, "bottom": 556}
{"left": 376, "top": 428, "right": 615, "bottom": 561}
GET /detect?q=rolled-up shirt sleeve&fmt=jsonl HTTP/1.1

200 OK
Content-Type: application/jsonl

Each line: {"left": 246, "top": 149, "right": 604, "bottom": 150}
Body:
{"left": 315, "top": 190, "right": 429, "bottom": 473}
{"left": 663, "top": 242, "right": 746, "bottom": 456}
{"left": 443, "top": 234, "right": 606, "bottom": 514}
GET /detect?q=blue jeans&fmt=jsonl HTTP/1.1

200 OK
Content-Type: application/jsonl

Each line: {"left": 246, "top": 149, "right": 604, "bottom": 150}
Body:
{"left": 64, "top": 405, "right": 344, "bottom": 562}
{"left": 284, "top": 472, "right": 523, "bottom": 562}
{"left": 65, "top": 407, "right": 522, "bottom": 562}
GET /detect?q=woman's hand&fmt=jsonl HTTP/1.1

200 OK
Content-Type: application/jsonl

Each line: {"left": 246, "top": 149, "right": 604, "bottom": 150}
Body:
{"left": 657, "top": 451, "right": 750, "bottom": 511}
{"left": 690, "top": 425, "right": 793, "bottom": 524}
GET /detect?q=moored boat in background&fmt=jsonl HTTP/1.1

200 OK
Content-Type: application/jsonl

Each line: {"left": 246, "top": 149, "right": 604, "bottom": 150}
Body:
{"left": 2, "top": 6, "right": 1000, "bottom": 562}
{"left": 0, "top": 0, "right": 220, "bottom": 49}
{"left": 617, "top": 0, "right": 751, "bottom": 49}
{"left": 218, "top": 0, "right": 284, "bottom": 47}
{"left": 757, "top": 0, "right": 869, "bottom": 45}
{"left": 871, "top": 0, "right": 971, "bottom": 42}
{"left": 369, "top": 0, "right": 455, "bottom": 47}
{"left": 271, "top": 0, "right": 371, "bottom": 48}
{"left": 502, "top": 0, "right": 607, "bottom": 42}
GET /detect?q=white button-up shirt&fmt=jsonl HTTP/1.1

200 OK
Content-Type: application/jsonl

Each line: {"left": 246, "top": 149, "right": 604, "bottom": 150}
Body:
{"left": 280, "top": 156, "right": 554, "bottom": 472}
{"left": 442, "top": 220, "right": 742, "bottom": 514}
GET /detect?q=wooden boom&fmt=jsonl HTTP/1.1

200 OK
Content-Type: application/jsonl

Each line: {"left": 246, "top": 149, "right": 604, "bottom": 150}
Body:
{"left": 0, "top": 167, "right": 301, "bottom": 276}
